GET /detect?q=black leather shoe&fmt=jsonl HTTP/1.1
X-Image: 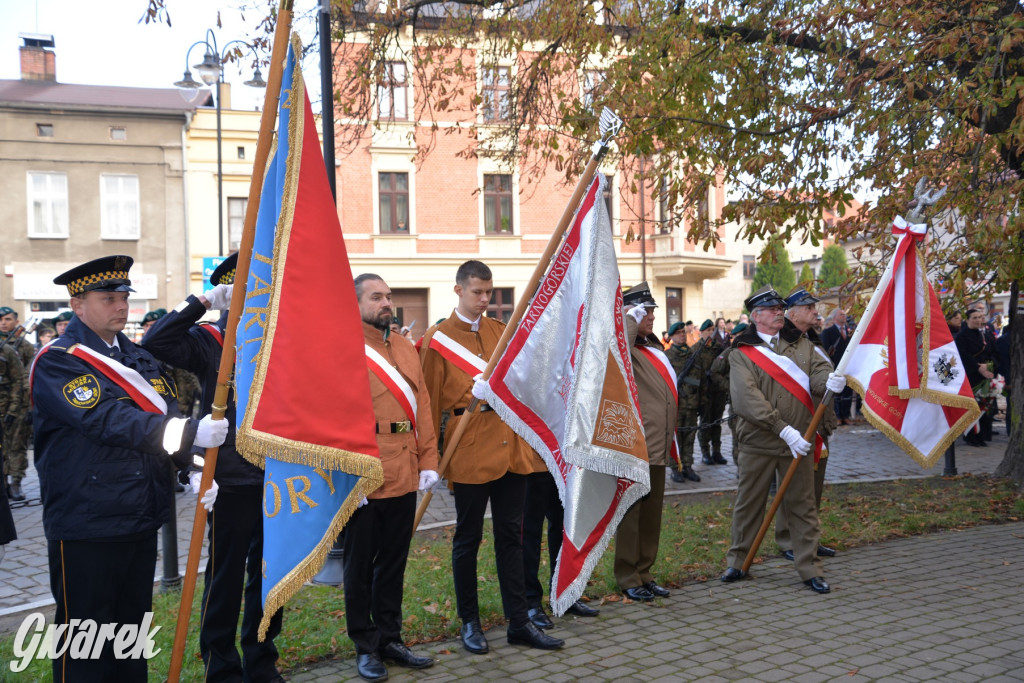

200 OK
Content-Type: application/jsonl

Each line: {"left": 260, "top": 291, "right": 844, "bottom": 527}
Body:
{"left": 780, "top": 549, "right": 795, "bottom": 561}
{"left": 669, "top": 467, "right": 687, "bottom": 483}
{"left": 565, "top": 600, "right": 599, "bottom": 617}
{"left": 356, "top": 653, "right": 388, "bottom": 681}
{"left": 622, "top": 585, "right": 655, "bottom": 601}
{"left": 720, "top": 567, "right": 746, "bottom": 583}
{"left": 8, "top": 483, "right": 24, "bottom": 505}
{"left": 701, "top": 453, "right": 714, "bottom": 465}
{"left": 804, "top": 577, "right": 831, "bottom": 594}
{"left": 712, "top": 451, "right": 727, "bottom": 465}
{"left": 527, "top": 606, "right": 554, "bottom": 630}
{"left": 682, "top": 465, "right": 701, "bottom": 482}
{"left": 460, "top": 620, "right": 489, "bottom": 654}
{"left": 817, "top": 545, "right": 837, "bottom": 557}
{"left": 644, "top": 581, "right": 670, "bottom": 598}
{"left": 507, "top": 621, "right": 564, "bottom": 650}
{"left": 381, "top": 642, "right": 433, "bottom": 669}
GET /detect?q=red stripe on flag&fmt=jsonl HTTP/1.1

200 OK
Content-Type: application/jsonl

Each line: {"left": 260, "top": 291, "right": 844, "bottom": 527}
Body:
{"left": 555, "top": 478, "right": 635, "bottom": 592}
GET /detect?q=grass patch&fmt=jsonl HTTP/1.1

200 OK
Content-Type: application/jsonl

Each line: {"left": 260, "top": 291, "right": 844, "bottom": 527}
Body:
{"left": 3, "top": 474, "right": 1021, "bottom": 681}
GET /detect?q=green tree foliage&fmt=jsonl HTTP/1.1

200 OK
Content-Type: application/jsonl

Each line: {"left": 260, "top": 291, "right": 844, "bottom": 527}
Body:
{"left": 819, "top": 244, "right": 849, "bottom": 289}
{"left": 751, "top": 242, "right": 796, "bottom": 297}
{"left": 798, "top": 263, "right": 815, "bottom": 288}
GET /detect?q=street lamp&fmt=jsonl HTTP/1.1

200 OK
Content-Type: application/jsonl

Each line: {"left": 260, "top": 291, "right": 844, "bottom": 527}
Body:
{"left": 175, "top": 29, "right": 266, "bottom": 256}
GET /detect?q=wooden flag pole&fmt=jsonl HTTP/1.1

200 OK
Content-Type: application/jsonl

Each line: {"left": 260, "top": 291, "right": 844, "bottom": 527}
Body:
{"left": 166, "top": 3, "right": 293, "bottom": 680}
{"left": 413, "top": 113, "right": 623, "bottom": 532}
{"left": 739, "top": 230, "right": 901, "bottom": 574}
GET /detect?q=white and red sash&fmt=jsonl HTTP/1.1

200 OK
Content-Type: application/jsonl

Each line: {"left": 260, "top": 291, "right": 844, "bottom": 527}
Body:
{"left": 636, "top": 345, "right": 681, "bottom": 463}
{"left": 428, "top": 330, "right": 488, "bottom": 377}
{"left": 31, "top": 343, "right": 168, "bottom": 415}
{"left": 364, "top": 344, "right": 418, "bottom": 435}
{"left": 739, "top": 344, "right": 823, "bottom": 460}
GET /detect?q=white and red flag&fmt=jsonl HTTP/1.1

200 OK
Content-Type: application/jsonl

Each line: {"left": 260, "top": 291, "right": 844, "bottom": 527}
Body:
{"left": 477, "top": 173, "right": 650, "bottom": 615}
{"left": 841, "top": 217, "right": 981, "bottom": 466}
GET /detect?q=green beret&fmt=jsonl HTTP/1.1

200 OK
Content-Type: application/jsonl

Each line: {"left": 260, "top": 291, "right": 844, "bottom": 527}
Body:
{"left": 668, "top": 322, "right": 685, "bottom": 336}
{"left": 700, "top": 319, "right": 713, "bottom": 331}
{"left": 0, "top": 307, "right": 15, "bottom": 317}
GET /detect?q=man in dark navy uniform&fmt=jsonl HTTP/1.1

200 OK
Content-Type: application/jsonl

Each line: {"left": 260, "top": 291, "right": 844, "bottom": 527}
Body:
{"left": 142, "top": 253, "right": 285, "bottom": 683}
{"left": 31, "top": 255, "right": 228, "bottom": 683}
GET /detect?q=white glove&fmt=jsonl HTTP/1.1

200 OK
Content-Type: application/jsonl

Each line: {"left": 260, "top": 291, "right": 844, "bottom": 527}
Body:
{"left": 204, "top": 283, "right": 233, "bottom": 310}
{"left": 418, "top": 470, "right": 440, "bottom": 491}
{"left": 626, "top": 305, "right": 647, "bottom": 324}
{"left": 189, "top": 472, "right": 219, "bottom": 512}
{"left": 471, "top": 373, "right": 489, "bottom": 400}
{"left": 194, "top": 414, "right": 228, "bottom": 448}
{"left": 779, "top": 425, "right": 812, "bottom": 458}
{"left": 825, "top": 371, "right": 847, "bottom": 393}
{"left": 357, "top": 495, "right": 369, "bottom": 508}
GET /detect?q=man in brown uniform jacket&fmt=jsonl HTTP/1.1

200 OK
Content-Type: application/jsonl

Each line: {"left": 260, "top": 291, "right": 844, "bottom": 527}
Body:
{"left": 615, "top": 282, "right": 674, "bottom": 602}
{"left": 347, "top": 274, "right": 440, "bottom": 681}
{"left": 420, "top": 260, "right": 564, "bottom": 655}
{"left": 720, "top": 286, "right": 845, "bottom": 594}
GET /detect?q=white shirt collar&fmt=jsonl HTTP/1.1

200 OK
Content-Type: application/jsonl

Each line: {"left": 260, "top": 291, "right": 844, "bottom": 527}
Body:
{"left": 454, "top": 308, "right": 481, "bottom": 332}
{"left": 756, "top": 330, "right": 778, "bottom": 347}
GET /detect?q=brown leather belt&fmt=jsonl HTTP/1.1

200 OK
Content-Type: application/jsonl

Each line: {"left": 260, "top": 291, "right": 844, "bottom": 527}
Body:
{"left": 376, "top": 420, "right": 412, "bottom": 434}
{"left": 453, "top": 404, "right": 493, "bottom": 416}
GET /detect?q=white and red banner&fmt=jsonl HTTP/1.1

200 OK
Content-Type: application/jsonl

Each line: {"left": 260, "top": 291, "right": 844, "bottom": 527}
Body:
{"left": 477, "top": 173, "right": 650, "bottom": 615}
{"left": 841, "top": 217, "right": 981, "bottom": 467}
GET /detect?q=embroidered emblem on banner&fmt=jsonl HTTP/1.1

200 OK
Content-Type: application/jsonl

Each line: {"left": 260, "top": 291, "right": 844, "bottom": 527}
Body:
{"left": 933, "top": 353, "right": 959, "bottom": 386}
{"left": 593, "top": 399, "right": 639, "bottom": 448}
{"left": 63, "top": 374, "right": 100, "bottom": 408}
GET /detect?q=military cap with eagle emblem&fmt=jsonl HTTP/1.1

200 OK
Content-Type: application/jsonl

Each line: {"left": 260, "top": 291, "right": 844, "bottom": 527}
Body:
{"left": 54, "top": 255, "right": 135, "bottom": 297}
{"left": 744, "top": 285, "right": 788, "bottom": 312}
{"left": 622, "top": 281, "right": 658, "bottom": 308}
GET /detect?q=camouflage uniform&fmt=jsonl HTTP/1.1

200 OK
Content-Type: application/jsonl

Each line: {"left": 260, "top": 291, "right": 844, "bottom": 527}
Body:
{"left": 3, "top": 334, "right": 34, "bottom": 491}
{"left": 0, "top": 344, "right": 26, "bottom": 483}
{"left": 698, "top": 337, "right": 728, "bottom": 463}
{"left": 709, "top": 347, "right": 739, "bottom": 466}
{"left": 665, "top": 342, "right": 696, "bottom": 469}
{"left": 170, "top": 367, "right": 201, "bottom": 417}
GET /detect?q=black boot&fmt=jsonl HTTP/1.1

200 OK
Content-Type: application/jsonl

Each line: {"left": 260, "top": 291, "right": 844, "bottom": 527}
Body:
{"left": 700, "top": 444, "right": 713, "bottom": 465}
{"left": 711, "top": 447, "right": 727, "bottom": 465}
{"left": 682, "top": 465, "right": 701, "bottom": 482}
{"left": 9, "top": 480, "right": 24, "bottom": 502}
{"left": 669, "top": 466, "right": 686, "bottom": 483}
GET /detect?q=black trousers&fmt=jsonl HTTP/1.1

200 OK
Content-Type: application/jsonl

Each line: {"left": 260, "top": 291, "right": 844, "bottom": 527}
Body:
{"left": 342, "top": 492, "right": 416, "bottom": 655}
{"left": 48, "top": 534, "right": 158, "bottom": 683}
{"left": 834, "top": 386, "right": 854, "bottom": 420}
{"left": 452, "top": 472, "right": 529, "bottom": 626}
{"left": 200, "top": 487, "right": 283, "bottom": 683}
{"left": 522, "top": 472, "right": 562, "bottom": 608}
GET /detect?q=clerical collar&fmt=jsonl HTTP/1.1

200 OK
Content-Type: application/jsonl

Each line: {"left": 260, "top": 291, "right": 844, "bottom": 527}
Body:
{"left": 454, "top": 308, "right": 481, "bottom": 331}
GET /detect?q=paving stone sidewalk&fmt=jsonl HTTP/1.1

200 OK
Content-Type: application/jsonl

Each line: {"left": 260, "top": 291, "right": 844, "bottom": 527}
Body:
{"left": 0, "top": 418, "right": 1010, "bottom": 616}
{"left": 288, "top": 521, "right": 1024, "bottom": 682}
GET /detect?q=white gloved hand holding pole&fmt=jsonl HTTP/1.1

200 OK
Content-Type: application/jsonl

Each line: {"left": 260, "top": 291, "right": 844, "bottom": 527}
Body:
{"left": 189, "top": 472, "right": 219, "bottom": 512}
{"left": 825, "top": 371, "right": 847, "bottom": 394}
{"left": 195, "top": 415, "right": 228, "bottom": 448}
{"left": 203, "top": 283, "right": 233, "bottom": 311}
{"left": 471, "top": 373, "right": 489, "bottom": 401}
{"left": 418, "top": 470, "right": 440, "bottom": 491}
{"left": 779, "top": 425, "right": 812, "bottom": 458}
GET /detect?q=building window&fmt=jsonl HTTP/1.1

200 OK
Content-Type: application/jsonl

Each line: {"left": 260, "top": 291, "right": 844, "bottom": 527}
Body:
{"left": 481, "top": 66, "right": 510, "bottom": 122}
{"left": 743, "top": 255, "right": 756, "bottom": 279}
{"left": 379, "top": 172, "right": 410, "bottom": 233}
{"left": 101, "top": 174, "right": 140, "bottom": 239}
{"left": 36, "top": 123, "right": 53, "bottom": 137}
{"left": 488, "top": 287, "right": 515, "bottom": 323}
{"left": 483, "top": 174, "right": 513, "bottom": 233}
{"left": 228, "top": 197, "right": 247, "bottom": 251}
{"left": 109, "top": 126, "right": 127, "bottom": 141}
{"left": 237, "top": 146, "right": 246, "bottom": 160}
{"left": 582, "top": 70, "right": 605, "bottom": 111}
{"left": 27, "top": 171, "right": 69, "bottom": 238}
{"left": 665, "top": 287, "right": 683, "bottom": 329}
{"left": 377, "top": 62, "right": 408, "bottom": 121}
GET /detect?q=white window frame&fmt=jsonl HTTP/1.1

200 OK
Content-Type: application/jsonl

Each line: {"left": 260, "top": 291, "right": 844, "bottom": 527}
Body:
{"left": 26, "top": 171, "right": 69, "bottom": 239}
{"left": 100, "top": 173, "right": 141, "bottom": 240}
{"left": 228, "top": 197, "right": 247, "bottom": 251}
{"left": 376, "top": 61, "right": 409, "bottom": 121}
